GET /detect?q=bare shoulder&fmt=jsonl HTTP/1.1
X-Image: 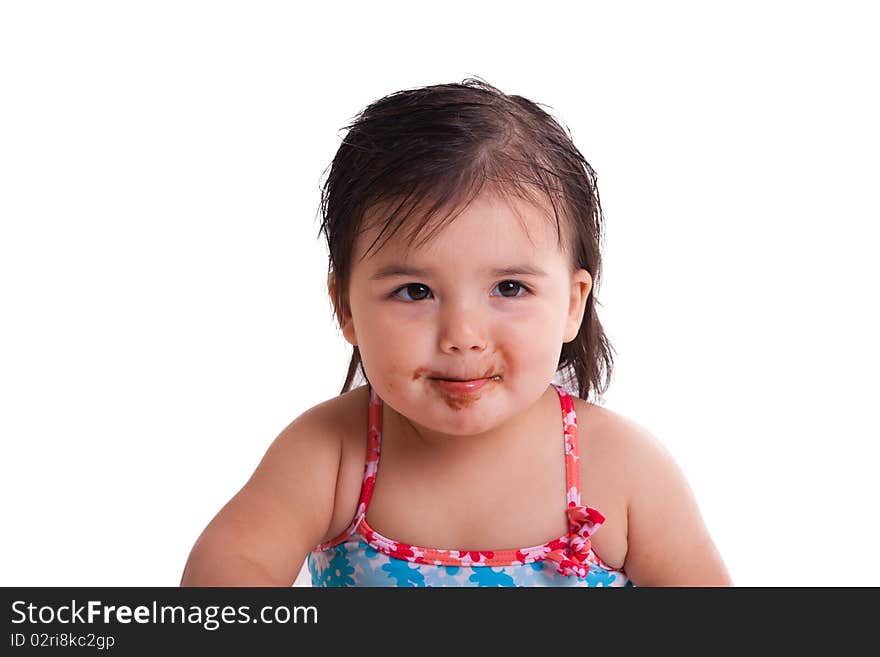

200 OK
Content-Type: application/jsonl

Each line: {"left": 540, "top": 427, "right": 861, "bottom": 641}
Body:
{"left": 570, "top": 397, "right": 655, "bottom": 507}
{"left": 572, "top": 398, "right": 645, "bottom": 452}
{"left": 311, "top": 384, "right": 371, "bottom": 441}
{"left": 572, "top": 399, "right": 670, "bottom": 487}
{"left": 260, "top": 385, "right": 370, "bottom": 526}
{"left": 314, "top": 385, "right": 373, "bottom": 543}
{"left": 181, "top": 390, "right": 359, "bottom": 586}
{"left": 574, "top": 399, "right": 732, "bottom": 586}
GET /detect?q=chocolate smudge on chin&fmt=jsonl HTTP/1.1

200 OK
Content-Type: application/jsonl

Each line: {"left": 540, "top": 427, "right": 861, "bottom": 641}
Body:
{"left": 438, "top": 389, "right": 482, "bottom": 411}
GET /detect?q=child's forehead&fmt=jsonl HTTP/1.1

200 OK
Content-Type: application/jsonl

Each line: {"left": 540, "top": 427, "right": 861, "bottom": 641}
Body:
{"left": 355, "top": 190, "right": 565, "bottom": 263}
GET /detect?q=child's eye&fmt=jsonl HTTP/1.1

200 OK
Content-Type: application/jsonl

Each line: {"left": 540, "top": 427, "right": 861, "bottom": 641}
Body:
{"left": 492, "top": 280, "right": 530, "bottom": 298}
{"left": 392, "top": 283, "right": 432, "bottom": 302}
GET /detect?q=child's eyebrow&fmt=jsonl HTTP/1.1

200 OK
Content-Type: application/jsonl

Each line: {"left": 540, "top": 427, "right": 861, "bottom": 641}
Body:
{"left": 370, "top": 264, "right": 548, "bottom": 280}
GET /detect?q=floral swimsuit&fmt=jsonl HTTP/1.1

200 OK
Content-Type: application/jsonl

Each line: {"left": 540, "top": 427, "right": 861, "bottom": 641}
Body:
{"left": 307, "top": 383, "right": 633, "bottom": 587}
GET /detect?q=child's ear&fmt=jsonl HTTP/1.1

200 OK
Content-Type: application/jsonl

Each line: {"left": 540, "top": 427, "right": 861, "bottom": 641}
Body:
{"left": 563, "top": 269, "right": 593, "bottom": 343}
{"left": 327, "top": 272, "right": 358, "bottom": 346}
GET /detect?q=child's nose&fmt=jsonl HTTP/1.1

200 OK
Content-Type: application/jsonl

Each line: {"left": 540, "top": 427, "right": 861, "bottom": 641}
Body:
{"left": 438, "top": 303, "right": 487, "bottom": 353}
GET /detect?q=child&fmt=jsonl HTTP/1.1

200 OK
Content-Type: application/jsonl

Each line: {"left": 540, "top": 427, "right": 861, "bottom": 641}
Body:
{"left": 181, "top": 78, "right": 732, "bottom": 587}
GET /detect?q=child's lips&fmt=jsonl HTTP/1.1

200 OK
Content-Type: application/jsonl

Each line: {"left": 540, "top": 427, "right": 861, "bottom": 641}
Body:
{"left": 429, "top": 375, "right": 501, "bottom": 395}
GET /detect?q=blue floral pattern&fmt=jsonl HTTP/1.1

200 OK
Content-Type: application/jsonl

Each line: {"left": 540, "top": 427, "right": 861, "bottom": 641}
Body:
{"left": 308, "top": 541, "right": 631, "bottom": 587}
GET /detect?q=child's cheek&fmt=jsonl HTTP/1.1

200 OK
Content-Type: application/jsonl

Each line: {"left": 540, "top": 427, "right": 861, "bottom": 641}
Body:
{"left": 493, "top": 306, "right": 553, "bottom": 342}
{"left": 373, "top": 302, "right": 432, "bottom": 337}
{"left": 493, "top": 310, "right": 565, "bottom": 368}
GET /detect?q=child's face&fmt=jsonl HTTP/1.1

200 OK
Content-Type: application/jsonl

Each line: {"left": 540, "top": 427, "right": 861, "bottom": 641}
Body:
{"left": 335, "top": 191, "right": 592, "bottom": 438}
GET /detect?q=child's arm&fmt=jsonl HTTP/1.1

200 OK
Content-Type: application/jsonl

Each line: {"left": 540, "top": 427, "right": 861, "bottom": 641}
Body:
{"left": 620, "top": 426, "right": 733, "bottom": 587}
{"left": 180, "top": 405, "right": 342, "bottom": 586}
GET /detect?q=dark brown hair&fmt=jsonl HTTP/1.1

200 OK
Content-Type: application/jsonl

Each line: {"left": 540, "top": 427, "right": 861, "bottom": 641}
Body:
{"left": 318, "top": 77, "right": 614, "bottom": 401}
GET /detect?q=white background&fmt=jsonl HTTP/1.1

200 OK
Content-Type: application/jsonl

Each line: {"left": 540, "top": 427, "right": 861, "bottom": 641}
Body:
{"left": 1, "top": 1, "right": 877, "bottom": 587}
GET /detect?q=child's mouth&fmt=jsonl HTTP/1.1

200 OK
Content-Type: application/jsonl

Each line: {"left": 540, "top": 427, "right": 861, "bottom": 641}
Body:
{"left": 430, "top": 375, "right": 501, "bottom": 395}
